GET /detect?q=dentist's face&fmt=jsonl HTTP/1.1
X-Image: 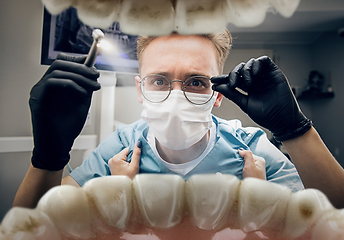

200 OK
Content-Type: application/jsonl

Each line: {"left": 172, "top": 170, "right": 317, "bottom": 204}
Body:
{"left": 135, "top": 34, "right": 223, "bottom": 107}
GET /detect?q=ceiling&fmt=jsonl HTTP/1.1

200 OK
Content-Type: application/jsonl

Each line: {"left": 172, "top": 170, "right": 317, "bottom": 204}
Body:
{"left": 227, "top": 0, "right": 344, "bottom": 45}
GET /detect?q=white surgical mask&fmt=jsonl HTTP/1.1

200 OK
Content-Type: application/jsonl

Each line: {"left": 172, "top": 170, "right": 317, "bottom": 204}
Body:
{"left": 141, "top": 90, "right": 217, "bottom": 150}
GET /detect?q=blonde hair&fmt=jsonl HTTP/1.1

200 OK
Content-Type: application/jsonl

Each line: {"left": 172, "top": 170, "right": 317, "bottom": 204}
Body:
{"left": 137, "top": 30, "right": 232, "bottom": 74}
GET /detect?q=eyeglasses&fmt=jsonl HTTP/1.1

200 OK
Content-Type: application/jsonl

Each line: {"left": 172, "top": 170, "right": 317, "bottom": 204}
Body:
{"left": 139, "top": 74, "right": 215, "bottom": 105}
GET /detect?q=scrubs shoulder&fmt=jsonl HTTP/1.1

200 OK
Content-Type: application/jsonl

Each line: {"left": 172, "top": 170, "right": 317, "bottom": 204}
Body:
{"left": 70, "top": 116, "right": 303, "bottom": 192}
{"left": 70, "top": 119, "right": 148, "bottom": 186}
{"left": 207, "top": 116, "right": 304, "bottom": 192}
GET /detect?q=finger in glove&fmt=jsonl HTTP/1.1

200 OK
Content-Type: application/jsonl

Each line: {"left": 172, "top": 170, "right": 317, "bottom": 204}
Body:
{"left": 56, "top": 52, "right": 87, "bottom": 63}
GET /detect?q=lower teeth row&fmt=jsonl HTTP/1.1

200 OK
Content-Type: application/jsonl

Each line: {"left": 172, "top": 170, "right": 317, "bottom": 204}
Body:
{"left": 1, "top": 174, "right": 343, "bottom": 240}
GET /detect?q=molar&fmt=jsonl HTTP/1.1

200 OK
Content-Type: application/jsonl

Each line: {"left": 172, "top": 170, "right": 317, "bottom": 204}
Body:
{"left": 284, "top": 188, "right": 335, "bottom": 238}
{"left": 0, "top": 207, "right": 61, "bottom": 240}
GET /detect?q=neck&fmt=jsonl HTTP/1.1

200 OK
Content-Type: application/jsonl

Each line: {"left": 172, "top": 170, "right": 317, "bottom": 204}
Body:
{"left": 156, "top": 131, "right": 210, "bottom": 164}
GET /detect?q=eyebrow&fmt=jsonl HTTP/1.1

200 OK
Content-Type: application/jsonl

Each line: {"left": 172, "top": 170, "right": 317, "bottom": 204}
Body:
{"left": 146, "top": 71, "right": 212, "bottom": 79}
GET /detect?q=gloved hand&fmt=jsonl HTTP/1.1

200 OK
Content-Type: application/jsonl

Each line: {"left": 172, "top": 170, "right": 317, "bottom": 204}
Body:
{"left": 211, "top": 56, "right": 312, "bottom": 142}
{"left": 29, "top": 53, "right": 101, "bottom": 171}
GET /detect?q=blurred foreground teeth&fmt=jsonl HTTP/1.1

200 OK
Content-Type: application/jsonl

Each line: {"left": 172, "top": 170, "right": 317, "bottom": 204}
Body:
{"left": 238, "top": 177, "right": 292, "bottom": 236}
{"left": 185, "top": 174, "right": 240, "bottom": 230}
{"left": 284, "top": 188, "right": 335, "bottom": 239}
{"left": 119, "top": 0, "right": 175, "bottom": 36}
{"left": 226, "top": 0, "right": 271, "bottom": 27}
{"left": 0, "top": 207, "right": 61, "bottom": 240}
{"left": 75, "top": 0, "right": 121, "bottom": 29}
{"left": 269, "top": 0, "right": 301, "bottom": 18}
{"left": 133, "top": 174, "right": 185, "bottom": 228}
{"left": 41, "top": 0, "right": 301, "bottom": 35}
{"left": 312, "top": 209, "right": 344, "bottom": 240}
{"left": 37, "top": 185, "right": 94, "bottom": 239}
{"left": 1, "top": 174, "right": 342, "bottom": 239}
{"left": 175, "top": 0, "right": 230, "bottom": 34}
{"left": 41, "top": 0, "right": 72, "bottom": 15}
{"left": 83, "top": 176, "right": 132, "bottom": 229}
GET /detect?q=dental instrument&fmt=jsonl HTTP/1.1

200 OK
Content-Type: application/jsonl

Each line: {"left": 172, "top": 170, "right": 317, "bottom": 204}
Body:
{"left": 84, "top": 29, "right": 105, "bottom": 67}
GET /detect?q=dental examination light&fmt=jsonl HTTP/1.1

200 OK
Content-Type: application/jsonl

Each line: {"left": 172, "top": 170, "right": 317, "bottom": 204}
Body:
{"left": 41, "top": 0, "right": 301, "bottom": 36}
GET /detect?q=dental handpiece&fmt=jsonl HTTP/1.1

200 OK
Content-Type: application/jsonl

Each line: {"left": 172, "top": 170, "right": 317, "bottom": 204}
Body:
{"left": 84, "top": 29, "right": 105, "bottom": 67}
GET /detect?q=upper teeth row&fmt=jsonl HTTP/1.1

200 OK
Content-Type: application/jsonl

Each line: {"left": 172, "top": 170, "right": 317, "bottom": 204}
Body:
{"left": 1, "top": 174, "right": 343, "bottom": 239}
{"left": 41, "top": 0, "right": 301, "bottom": 35}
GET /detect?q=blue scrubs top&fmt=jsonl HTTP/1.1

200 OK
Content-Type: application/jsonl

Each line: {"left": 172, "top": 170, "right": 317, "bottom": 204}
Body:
{"left": 70, "top": 116, "right": 304, "bottom": 192}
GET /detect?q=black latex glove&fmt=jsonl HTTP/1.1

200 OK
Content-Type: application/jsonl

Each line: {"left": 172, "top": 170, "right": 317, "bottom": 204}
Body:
{"left": 29, "top": 53, "right": 101, "bottom": 171}
{"left": 211, "top": 56, "right": 312, "bottom": 142}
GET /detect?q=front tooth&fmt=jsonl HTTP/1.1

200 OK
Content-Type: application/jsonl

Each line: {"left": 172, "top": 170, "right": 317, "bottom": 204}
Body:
{"left": 226, "top": 0, "right": 269, "bottom": 27}
{"left": 311, "top": 209, "right": 344, "bottom": 240}
{"left": 284, "top": 188, "right": 335, "bottom": 239}
{"left": 238, "top": 177, "right": 292, "bottom": 235}
{"left": 269, "top": 0, "right": 301, "bottom": 18}
{"left": 75, "top": 0, "right": 121, "bottom": 29}
{"left": 41, "top": 0, "right": 73, "bottom": 15}
{"left": 0, "top": 207, "right": 61, "bottom": 240}
{"left": 83, "top": 176, "right": 132, "bottom": 229}
{"left": 119, "top": 0, "right": 175, "bottom": 36}
{"left": 36, "top": 185, "right": 94, "bottom": 239}
{"left": 133, "top": 174, "right": 185, "bottom": 228}
{"left": 175, "top": 0, "right": 230, "bottom": 34}
{"left": 185, "top": 174, "right": 240, "bottom": 230}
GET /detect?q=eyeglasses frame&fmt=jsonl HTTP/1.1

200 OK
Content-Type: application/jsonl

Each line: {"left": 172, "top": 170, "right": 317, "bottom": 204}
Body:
{"left": 138, "top": 74, "right": 215, "bottom": 105}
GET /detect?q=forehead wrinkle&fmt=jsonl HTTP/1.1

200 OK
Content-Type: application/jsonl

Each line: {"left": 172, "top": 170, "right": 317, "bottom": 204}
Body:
{"left": 140, "top": 34, "right": 219, "bottom": 78}
{"left": 143, "top": 71, "right": 212, "bottom": 80}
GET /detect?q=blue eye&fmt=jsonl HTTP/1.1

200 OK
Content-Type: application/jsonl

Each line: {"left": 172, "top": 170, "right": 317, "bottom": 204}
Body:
{"left": 191, "top": 80, "right": 201, "bottom": 87}
{"left": 185, "top": 77, "right": 211, "bottom": 91}
{"left": 143, "top": 75, "right": 170, "bottom": 91}
{"left": 154, "top": 79, "right": 165, "bottom": 86}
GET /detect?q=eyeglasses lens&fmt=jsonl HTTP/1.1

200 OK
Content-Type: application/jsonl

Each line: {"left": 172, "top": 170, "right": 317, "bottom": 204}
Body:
{"left": 141, "top": 75, "right": 214, "bottom": 104}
